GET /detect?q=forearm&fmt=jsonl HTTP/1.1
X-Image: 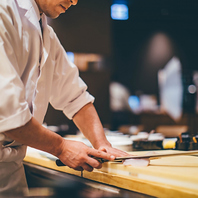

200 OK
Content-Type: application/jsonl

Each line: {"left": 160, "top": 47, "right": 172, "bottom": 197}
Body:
{"left": 73, "top": 103, "right": 111, "bottom": 149}
{"left": 4, "top": 115, "right": 117, "bottom": 171}
{"left": 4, "top": 117, "right": 64, "bottom": 157}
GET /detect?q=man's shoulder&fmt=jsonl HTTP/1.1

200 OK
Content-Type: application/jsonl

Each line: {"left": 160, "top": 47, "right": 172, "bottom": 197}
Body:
{"left": 0, "top": 0, "right": 33, "bottom": 14}
{"left": 0, "top": 1, "right": 19, "bottom": 25}
{"left": 0, "top": 0, "right": 20, "bottom": 16}
{"left": 0, "top": 0, "right": 17, "bottom": 9}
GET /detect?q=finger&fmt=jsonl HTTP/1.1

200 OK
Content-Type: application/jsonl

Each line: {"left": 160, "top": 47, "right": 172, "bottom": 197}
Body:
{"left": 74, "top": 166, "right": 84, "bottom": 171}
{"left": 103, "top": 147, "right": 129, "bottom": 157}
{"left": 86, "top": 157, "right": 102, "bottom": 169}
{"left": 88, "top": 148, "right": 115, "bottom": 161}
{"left": 98, "top": 147, "right": 107, "bottom": 152}
{"left": 110, "top": 149, "right": 129, "bottom": 157}
{"left": 81, "top": 163, "right": 94, "bottom": 172}
{"left": 99, "top": 147, "right": 125, "bottom": 157}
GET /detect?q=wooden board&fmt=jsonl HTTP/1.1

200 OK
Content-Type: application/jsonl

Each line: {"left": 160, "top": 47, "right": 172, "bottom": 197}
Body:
{"left": 24, "top": 148, "right": 198, "bottom": 198}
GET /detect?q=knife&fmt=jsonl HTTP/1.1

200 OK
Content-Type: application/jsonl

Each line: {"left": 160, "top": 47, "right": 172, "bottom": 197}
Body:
{"left": 56, "top": 150, "right": 198, "bottom": 166}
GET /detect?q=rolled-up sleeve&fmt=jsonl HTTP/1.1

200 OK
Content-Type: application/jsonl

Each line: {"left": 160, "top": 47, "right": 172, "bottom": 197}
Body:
{"left": 49, "top": 36, "right": 94, "bottom": 119}
{"left": 0, "top": 7, "right": 32, "bottom": 133}
{"left": 63, "top": 89, "right": 94, "bottom": 120}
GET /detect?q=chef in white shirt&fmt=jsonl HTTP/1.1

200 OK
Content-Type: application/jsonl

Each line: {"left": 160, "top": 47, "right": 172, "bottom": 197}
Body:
{"left": 0, "top": 0, "right": 127, "bottom": 195}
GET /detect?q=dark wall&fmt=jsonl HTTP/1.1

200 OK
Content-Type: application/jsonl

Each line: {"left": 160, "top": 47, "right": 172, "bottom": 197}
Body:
{"left": 49, "top": 0, "right": 112, "bottom": 55}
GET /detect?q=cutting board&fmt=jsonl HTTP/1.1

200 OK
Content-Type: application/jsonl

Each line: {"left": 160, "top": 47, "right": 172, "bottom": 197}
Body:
{"left": 24, "top": 148, "right": 198, "bottom": 198}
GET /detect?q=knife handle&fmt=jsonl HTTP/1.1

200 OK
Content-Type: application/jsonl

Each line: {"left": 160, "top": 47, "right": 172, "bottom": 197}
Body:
{"left": 55, "top": 157, "right": 109, "bottom": 167}
{"left": 56, "top": 159, "right": 65, "bottom": 166}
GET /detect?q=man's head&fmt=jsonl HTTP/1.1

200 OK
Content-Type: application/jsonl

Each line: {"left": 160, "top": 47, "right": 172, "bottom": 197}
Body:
{"left": 35, "top": 0, "right": 78, "bottom": 19}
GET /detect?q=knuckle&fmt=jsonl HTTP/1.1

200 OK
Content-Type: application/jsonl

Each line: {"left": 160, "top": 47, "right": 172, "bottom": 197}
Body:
{"left": 93, "top": 160, "right": 101, "bottom": 168}
{"left": 94, "top": 162, "right": 102, "bottom": 169}
{"left": 78, "top": 154, "right": 86, "bottom": 162}
{"left": 85, "top": 166, "right": 93, "bottom": 172}
{"left": 88, "top": 167, "right": 93, "bottom": 172}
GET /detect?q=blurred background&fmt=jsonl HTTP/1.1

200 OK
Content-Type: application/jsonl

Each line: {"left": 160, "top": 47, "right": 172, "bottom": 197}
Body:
{"left": 24, "top": 2, "right": 198, "bottom": 195}
{"left": 44, "top": 0, "right": 198, "bottom": 137}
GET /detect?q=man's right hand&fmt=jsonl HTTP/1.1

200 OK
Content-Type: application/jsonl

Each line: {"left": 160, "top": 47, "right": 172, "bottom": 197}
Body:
{"left": 4, "top": 117, "right": 115, "bottom": 172}
{"left": 57, "top": 139, "right": 115, "bottom": 172}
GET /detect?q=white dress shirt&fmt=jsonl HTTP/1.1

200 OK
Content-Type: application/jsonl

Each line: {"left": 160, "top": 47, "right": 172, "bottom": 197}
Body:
{"left": 0, "top": 0, "right": 94, "bottom": 133}
{"left": 0, "top": 0, "right": 94, "bottom": 193}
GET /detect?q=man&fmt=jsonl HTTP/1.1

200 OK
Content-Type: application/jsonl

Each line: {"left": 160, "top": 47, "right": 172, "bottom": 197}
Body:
{"left": 0, "top": 0, "right": 127, "bottom": 195}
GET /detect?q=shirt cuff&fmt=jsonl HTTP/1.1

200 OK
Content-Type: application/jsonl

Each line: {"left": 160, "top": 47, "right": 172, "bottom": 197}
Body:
{"left": 0, "top": 106, "right": 32, "bottom": 133}
{"left": 63, "top": 91, "right": 95, "bottom": 120}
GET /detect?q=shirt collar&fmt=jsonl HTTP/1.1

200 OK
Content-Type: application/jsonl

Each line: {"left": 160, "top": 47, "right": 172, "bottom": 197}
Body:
{"left": 16, "top": 0, "right": 41, "bottom": 22}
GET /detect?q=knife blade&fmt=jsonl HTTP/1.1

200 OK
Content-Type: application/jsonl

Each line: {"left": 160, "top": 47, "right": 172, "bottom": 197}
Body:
{"left": 56, "top": 150, "right": 198, "bottom": 166}
{"left": 114, "top": 150, "right": 198, "bottom": 161}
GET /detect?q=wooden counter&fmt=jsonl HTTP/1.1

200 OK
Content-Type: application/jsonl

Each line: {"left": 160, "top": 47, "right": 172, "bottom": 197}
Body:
{"left": 24, "top": 148, "right": 198, "bottom": 198}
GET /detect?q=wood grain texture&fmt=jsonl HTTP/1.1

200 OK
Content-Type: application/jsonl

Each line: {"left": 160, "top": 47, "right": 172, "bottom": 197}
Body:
{"left": 24, "top": 149, "right": 198, "bottom": 198}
